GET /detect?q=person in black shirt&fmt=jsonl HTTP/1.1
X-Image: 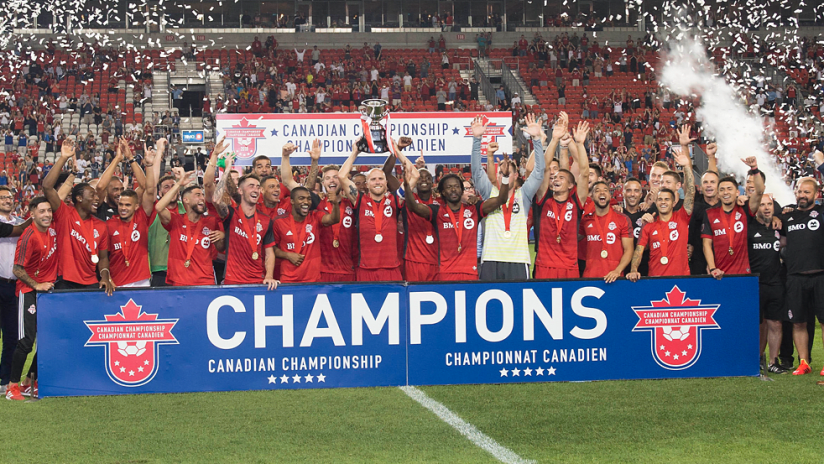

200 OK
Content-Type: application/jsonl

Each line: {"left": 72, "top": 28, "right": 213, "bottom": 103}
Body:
{"left": 689, "top": 170, "right": 720, "bottom": 275}
{"left": 622, "top": 178, "right": 650, "bottom": 275}
{"left": 749, "top": 195, "right": 789, "bottom": 373}
{"left": 780, "top": 177, "right": 824, "bottom": 376}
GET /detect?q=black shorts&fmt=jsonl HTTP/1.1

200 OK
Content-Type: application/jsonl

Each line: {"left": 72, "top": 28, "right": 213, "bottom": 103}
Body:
{"left": 759, "top": 283, "right": 788, "bottom": 323}
{"left": 786, "top": 273, "right": 824, "bottom": 324}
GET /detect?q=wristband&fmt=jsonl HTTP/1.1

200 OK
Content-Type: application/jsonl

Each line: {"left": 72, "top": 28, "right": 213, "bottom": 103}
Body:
{"left": 99, "top": 268, "right": 110, "bottom": 274}
{"left": 748, "top": 168, "right": 761, "bottom": 175}
{"left": 501, "top": 176, "right": 510, "bottom": 185}
{"left": 709, "top": 268, "right": 717, "bottom": 273}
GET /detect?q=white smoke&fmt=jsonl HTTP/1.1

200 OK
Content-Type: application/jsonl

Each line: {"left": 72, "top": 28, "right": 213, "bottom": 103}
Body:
{"left": 660, "top": 38, "right": 795, "bottom": 206}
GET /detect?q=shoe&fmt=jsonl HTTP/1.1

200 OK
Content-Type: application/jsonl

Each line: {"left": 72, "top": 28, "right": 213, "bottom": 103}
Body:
{"left": 793, "top": 359, "right": 812, "bottom": 375}
{"left": 5, "top": 384, "right": 24, "bottom": 401}
{"left": 0, "top": 384, "right": 6, "bottom": 394}
{"left": 32, "top": 380, "right": 37, "bottom": 398}
{"left": 778, "top": 358, "right": 794, "bottom": 371}
{"left": 820, "top": 365, "right": 824, "bottom": 376}
{"left": 20, "top": 383, "right": 30, "bottom": 397}
{"left": 768, "top": 361, "right": 789, "bottom": 374}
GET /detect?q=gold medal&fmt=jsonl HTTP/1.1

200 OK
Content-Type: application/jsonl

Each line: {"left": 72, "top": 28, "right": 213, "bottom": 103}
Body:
{"left": 34, "top": 269, "right": 39, "bottom": 277}
{"left": 728, "top": 247, "right": 734, "bottom": 256}
{"left": 125, "top": 260, "right": 130, "bottom": 267}
{"left": 332, "top": 239, "right": 340, "bottom": 248}
{"left": 252, "top": 251, "right": 259, "bottom": 260}
{"left": 458, "top": 245, "right": 462, "bottom": 253}
{"left": 184, "top": 259, "right": 191, "bottom": 268}
{"left": 660, "top": 256, "right": 669, "bottom": 265}
{"left": 600, "top": 250, "right": 608, "bottom": 259}
{"left": 556, "top": 235, "right": 561, "bottom": 243}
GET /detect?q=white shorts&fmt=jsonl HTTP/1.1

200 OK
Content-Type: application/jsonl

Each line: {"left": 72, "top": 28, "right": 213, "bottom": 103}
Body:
{"left": 120, "top": 278, "right": 151, "bottom": 288}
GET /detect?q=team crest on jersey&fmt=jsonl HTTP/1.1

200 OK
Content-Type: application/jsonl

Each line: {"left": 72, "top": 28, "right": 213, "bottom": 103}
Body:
{"left": 383, "top": 205, "right": 392, "bottom": 217}
{"left": 668, "top": 221, "right": 677, "bottom": 230}
{"left": 566, "top": 202, "right": 573, "bottom": 210}
{"left": 512, "top": 202, "right": 521, "bottom": 214}
{"left": 131, "top": 230, "right": 140, "bottom": 241}
{"left": 463, "top": 209, "right": 472, "bottom": 218}
{"left": 811, "top": 210, "right": 819, "bottom": 218}
{"left": 345, "top": 206, "right": 353, "bottom": 215}
{"left": 84, "top": 299, "right": 178, "bottom": 387}
{"left": 608, "top": 222, "right": 617, "bottom": 230}
{"left": 305, "top": 224, "right": 313, "bottom": 233}
{"left": 632, "top": 286, "right": 720, "bottom": 370}
{"left": 735, "top": 212, "right": 742, "bottom": 220}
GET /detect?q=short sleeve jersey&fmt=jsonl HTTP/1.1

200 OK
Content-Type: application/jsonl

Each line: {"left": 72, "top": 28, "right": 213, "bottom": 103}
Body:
{"left": 272, "top": 210, "right": 327, "bottom": 283}
{"left": 53, "top": 202, "right": 109, "bottom": 285}
{"left": 748, "top": 216, "right": 783, "bottom": 286}
{"left": 701, "top": 204, "right": 752, "bottom": 274}
{"left": 106, "top": 208, "right": 155, "bottom": 286}
{"left": 534, "top": 191, "right": 584, "bottom": 270}
{"left": 780, "top": 203, "right": 824, "bottom": 275}
{"left": 403, "top": 194, "right": 440, "bottom": 265}
{"left": 318, "top": 197, "right": 358, "bottom": 275}
{"left": 429, "top": 203, "right": 482, "bottom": 277}
{"left": 355, "top": 192, "right": 401, "bottom": 270}
{"left": 638, "top": 208, "right": 692, "bottom": 277}
{"left": 222, "top": 207, "right": 276, "bottom": 284}
{"left": 580, "top": 210, "right": 631, "bottom": 278}
{"left": 14, "top": 225, "right": 58, "bottom": 295}
{"left": 162, "top": 212, "right": 222, "bottom": 286}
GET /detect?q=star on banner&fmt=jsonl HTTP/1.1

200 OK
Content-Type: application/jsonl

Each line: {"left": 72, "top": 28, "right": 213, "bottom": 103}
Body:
{"left": 268, "top": 375, "right": 278, "bottom": 384}
{"left": 499, "top": 368, "right": 509, "bottom": 377}
{"left": 512, "top": 367, "right": 521, "bottom": 376}
{"left": 524, "top": 367, "right": 533, "bottom": 376}
{"left": 280, "top": 374, "right": 289, "bottom": 384}
{"left": 452, "top": 127, "right": 460, "bottom": 135}
{"left": 292, "top": 374, "right": 301, "bottom": 383}
{"left": 547, "top": 366, "right": 557, "bottom": 375}
{"left": 317, "top": 373, "right": 326, "bottom": 382}
{"left": 305, "top": 374, "right": 314, "bottom": 383}
{"left": 270, "top": 127, "right": 278, "bottom": 136}
{"left": 536, "top": 367, "right": 545, "bottom": 376}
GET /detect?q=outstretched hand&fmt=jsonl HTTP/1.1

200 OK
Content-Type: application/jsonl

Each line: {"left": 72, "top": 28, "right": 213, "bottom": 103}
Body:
{"left": 470, "top": 116, "right": 488, "bottom": 138}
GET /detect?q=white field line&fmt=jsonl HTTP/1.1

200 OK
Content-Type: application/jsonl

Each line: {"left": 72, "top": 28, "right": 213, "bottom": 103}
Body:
{"left": 400, "top": 386, "right": 536, "bottom": 464}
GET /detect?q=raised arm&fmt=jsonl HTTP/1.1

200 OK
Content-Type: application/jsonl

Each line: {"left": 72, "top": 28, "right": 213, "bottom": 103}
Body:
{"left": 43, "top": 138, "right": 74, "bottom": 211}
{"left": 280, "top": 142, "right": 300, "bottom": 191}
{"left": 321, "top": 186, "right": 342, "bottom": 226}
{"left": 155, "top": 168, "right": 191, "bottom": 226}
{"left": 338, "top": 140, "right": 360, "bottom": 204}
{"left": 470, "top": 117, "right": 493, "bottom": 199}
{"left": 572, "top": 120, "right": 591, "bottom": 204}
{"left": 536, "top": 114, "right": 566, "bottom": 201}
{"left": 674, "top": 125, "right": 696, "bottom": 215}
{"left": 141, "top": 139, "right": 161, "bottom": 216}
{"left": 705, "top": 142, "right": 718, "bottom": 174}
{"left": 384, "top": 137, "right": 413, "bottom": 193}
{"left": 486, "top": 141, "right": 499, "bottom": 187}
{"left": 403, "top": 161, "right": 430, "bottom": 219}
{"left": 519, "top": 113, "right": 546, "bottom": 201}
{"left": 481, "top": 153, "right": 512, "bottom": 215}
{"left": 742, "top": 156, "right": 765, "bottom": 214}
{"left": 304, "top": 138, "right": 321, "bottom": 188}
{"left": 212, "top": 153, "right": 235, "bottom": 218}
{"left": 203, "top": 137, "right": 227, "bottom": 201}
{"left": 95, "top": 138, "right": 124, "bottom": 201}
{"left": 122, "top": 139, "right": 146, "bottom": 192}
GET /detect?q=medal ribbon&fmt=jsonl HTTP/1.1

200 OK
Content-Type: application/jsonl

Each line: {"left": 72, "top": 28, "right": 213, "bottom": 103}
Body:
{"left": 591, "top": 210, "right": 611, "bottom": 256}
{"left": 288, "top": 213, "right": 308, "bottom": 254}
{"left": 549, "top": 198, "right": 566, "bottom": 241}
{"left": 183, "top": 214, "right": 201, "bottom": 265}
{"left": 361, "top": 116, "right": 377, "bottom": 153}
{"left": 31, "top": 226, "right": 52, "bottom": 274}
{"left": 717, "top": 206, "right": 737, "bottom": 253}
{"left": 656, "top": 219, "right": 671, "bottom": 261}
{"left": 118, "top": 216, "right": 135, "bottom": 263}
{"left": 237, "top": 207, "right": 261, "bottom": 258}
{"left": 445, "top": 205, "right": 465, "bottom": 252}
{"left": 501, "top": 192, "right": 516, "bottom": 234}
{"left": 370, "top": 196, "right": 385, "bottom": 237}
{"left": 80, "top": 216, "right": 97, "bottom": 258}
{"left": 325, "top": 199, "right": 341, "bottom": 245}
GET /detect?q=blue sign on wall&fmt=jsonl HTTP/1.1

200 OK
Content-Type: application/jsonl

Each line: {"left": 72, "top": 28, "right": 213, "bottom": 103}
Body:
{"left": 182, "top": 130, "right": 204, "bottom": 143}
{"left": 37, "top": 277, "right": 759, "bottom": 397}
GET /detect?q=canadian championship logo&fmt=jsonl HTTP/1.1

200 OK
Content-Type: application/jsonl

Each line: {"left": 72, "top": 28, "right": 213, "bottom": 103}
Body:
{"left": 632, "top": 286, "right": 720, "bottom": 370}
{"left": 221, "top": 117, "right": 267, "bottom": 160}
{"left": 84, "top": 299, "right": 179, "bottom": 387}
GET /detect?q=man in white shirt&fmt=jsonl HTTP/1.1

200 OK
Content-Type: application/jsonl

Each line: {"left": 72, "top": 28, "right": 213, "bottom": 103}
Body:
{"left": 511, "top": 92, "right": 522, "bottom": 107}
{"left": 314, "top": 61, "right": 326, "bottom": 74}
{"left": 295, "top": 49, "right": 306, "bottom": 63}
{"left": 0, "top": 186, "right": 25, "bottom": 394}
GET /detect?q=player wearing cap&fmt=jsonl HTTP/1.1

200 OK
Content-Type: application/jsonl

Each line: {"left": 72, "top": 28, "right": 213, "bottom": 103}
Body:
{"left": 156, "top": 169, "right": 225, "bottom": 286}
{"left": 272, "top": 186, "right": 340, "bottom": 283}
{"left": 779, "top": 177, "right": 824, "bottom": 375}
{"left": 42, "top": 139, "right": 115, "bottom": 294}
{"left": 627, "top": 141, "right": 695, "bottom": 281}
{"left": 338, "top": 142, "right": 403, "bottom": 282}
{"left": 405, "top": 154, "right": 512, "bottom": 280}
{"left": 317, "top": 164, "right": 358, "bottom": 282}
{"left": 213, "top": 170, "right": 278, "bottom": 290}
{"left": 580, "top": 181, "right": 633, "bottom": 282}
{"left": 702, "top": 157, "right": 764, "bottom": 279}
{"left": 470, "top": 114, "right": 545, "bottom": 280}
{"left": 532, "top": 114, "right": 590, "bottom": 279}
{"left": 5, "top": 197, "right": 58, "bottom": 401}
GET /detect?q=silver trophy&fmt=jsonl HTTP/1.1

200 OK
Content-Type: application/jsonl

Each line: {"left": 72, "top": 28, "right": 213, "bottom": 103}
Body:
{"left": 358, "top": 99, "right": 390, "bottom": 153}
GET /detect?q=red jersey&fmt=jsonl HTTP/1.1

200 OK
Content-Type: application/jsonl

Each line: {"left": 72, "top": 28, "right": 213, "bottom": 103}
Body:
{"left": 272, "top": 210, "right": 328, "bottom": 282}
{"left": 162, "top": 211, "right": 222, "bottom": 286}
{"left": 356, "top": 192, "right": 402, "bottom": 270}
{"left": 534, "top": 191, "right": 584, "bottom": 271}
{"left": 578, "top": 195, "right": 595, "bottom": 261}
{"left": 53, "top": 202, "right": 108, "bottom": 285}
{"left": 429, "top": 203, "right": 482, "bottom": 278}
{"left": 14, "top": 225, "right": 58, "bottom": 295}
{"left": 404, "top": 193, "right": 439, "bottom": 265}
{"left": 106, "top": 208, "right": 154, "bottom": 286}
{"left": 318, "top": 197, "right": 357, "bottom": 276}
{"left": 580, "top": 210, "right": 631, "bottom": 278}
{"left": 222, "top": 207, "right": 276, "bottom": 284}
{"left": 701, "top": 204, "right": 752, "bottom": 274}
{"left": 638, "top": 208, "right": 692, "bottom": 276}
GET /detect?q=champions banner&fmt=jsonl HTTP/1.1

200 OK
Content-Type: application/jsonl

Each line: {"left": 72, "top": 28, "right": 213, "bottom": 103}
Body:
{"left": 38, "top": 277, "right": 758, "bottom": 397}
{"left": 215, "top": 112, "right": 514, "bottom": 166}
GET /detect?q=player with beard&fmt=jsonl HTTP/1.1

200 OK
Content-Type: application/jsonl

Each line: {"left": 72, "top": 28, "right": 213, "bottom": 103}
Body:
{"left": 702, "top": 157, "right": 764, "bottom": 279}
{"left": 42, "top": 139, "right": 115, "bottom": 294}
{"left": 252, "top": 155, "right": 273, "bottom": 177}
{"left": 213, "top": 172, "right": 278, "bottom": 290}
{"left": 627, "top": 144, "right": 695, "bottom": 281}
{"left": 533, "top": 115, "right": 589, "bottom": 279}
{"left": 5, "top": 198, "right": 57, "bottom": 401}
{"left": 688, "top": 168, "right": 720, "bottom": 275}
{"left": 317, "top": 164, "right": 358, "bottom": 282}
{"left": 148, "top": 138, "right": 190, "bottom": 286}
{"left": 622, "top": 178, "right": 651, "bottom": 275}
{"left": 280, "top": 140, "right": 322, "bottom": 213}
{"left": 338, "top": 142, "right": 404, "bottom": 282}
{"left": 778, "top": 177, "right": 824, "bottom": 375}
{"left": 471, "top": 114, "right": 545, "bottom": 280}
{"left": 272, "top": 186, "right": 340, "bottom": 283}
{"left": 747, "top": 195, "right": 790, "bottom": 373}
{"left": 580, "top": 181, "right": 633, "bottom": 282}
{"left": 404, "top": 155, "right": 512, "bottom": 280}
{"left": 95, "top": 138, "right": 146, "bottom": 221}
{"left": 156, "top": 169, "right": 225, "bottom": 286}
{"left": 401, "top": 161, "right": 440, "bottom": 281}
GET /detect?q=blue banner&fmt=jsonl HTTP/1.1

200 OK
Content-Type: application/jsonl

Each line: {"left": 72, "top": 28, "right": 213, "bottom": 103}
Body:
{"left": 37, "top": 277, "right": 758, "bottom": 397}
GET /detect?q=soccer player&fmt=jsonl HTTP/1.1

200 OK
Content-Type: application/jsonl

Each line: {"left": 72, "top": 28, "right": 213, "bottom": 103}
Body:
{"left": 272, "top": 186, "right": 340, "bottom": 283}
{"left": 257, "top": 176, "right": 283, "bottom": 219}
{"left": 470, "top": 114, "right": 545, "bottom": 280}
{"left": 213, "top": 170, "right": 278, "bottom": 290}
{"left": 338, "top": 142, "right": 403, "bottom": 281}
{"left": 779, "top": 177, "right": 824, "bottom": 375}
{"left": 317, "top": 165, "right": 358, "bottom": 282}
{"left": 749, "top": 195, "right": 790, "bottom": 373}
{"left": 622, "top": 178, "right": 650, "bottom": 275}
{"left": 42, "top": 139, "right": 115, "bottom": 294}
{"left": 95, "top": 138, "right": 146, "bottom": 221}
{"left": 5, "top": 197, "right": 58, "bottom": 401}
{"left": 156, "top": 168, "right": 225, "bottom": 286}
{"left": 147, "top": 137, "right": 187, "bottom": 286}
{"left": 532, "top": 116, "right": 590, "bottom": 279}
{"left": 402, "top": 163, "right": 440, "bottom": 281}
{"left": 405, "top": 155, "right": 512, "bottom": 280}
{"left": 627, "top": 144, "right": 695, "bottom": 281}
{"left": 252, "top": 154, "right": 273, "bottom": 177}
{"left": 701, "top": 157, "right": 764, "bottom": 279}
{"left": 580, "top": 181, "right": 633, "bottom": 282}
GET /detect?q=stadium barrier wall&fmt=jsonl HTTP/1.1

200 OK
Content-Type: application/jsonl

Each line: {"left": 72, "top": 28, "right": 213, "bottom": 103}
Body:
{"left": 38, "top": 276, "right": 759, "bottom": 397}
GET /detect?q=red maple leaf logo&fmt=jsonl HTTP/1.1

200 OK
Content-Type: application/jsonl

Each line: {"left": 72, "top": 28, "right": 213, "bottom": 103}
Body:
{"left": 104, "top": 299, "right": 159, "bottom": 322}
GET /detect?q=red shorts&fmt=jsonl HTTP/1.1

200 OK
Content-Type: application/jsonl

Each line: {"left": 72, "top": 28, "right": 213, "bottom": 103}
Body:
{"left": 436, "top": 272, "right": 477, "bottom": 282}
{"left": 320, "top": 272, "right": 356, "bottom": 283}
{"left": 534, "top": 266, "right": 579, "bottom": 280}
{"left": 405, "top": 261, "right": 438, "bottom": 282}
{"left": 356, "top": 267, "right": 403, "bottom": 282}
